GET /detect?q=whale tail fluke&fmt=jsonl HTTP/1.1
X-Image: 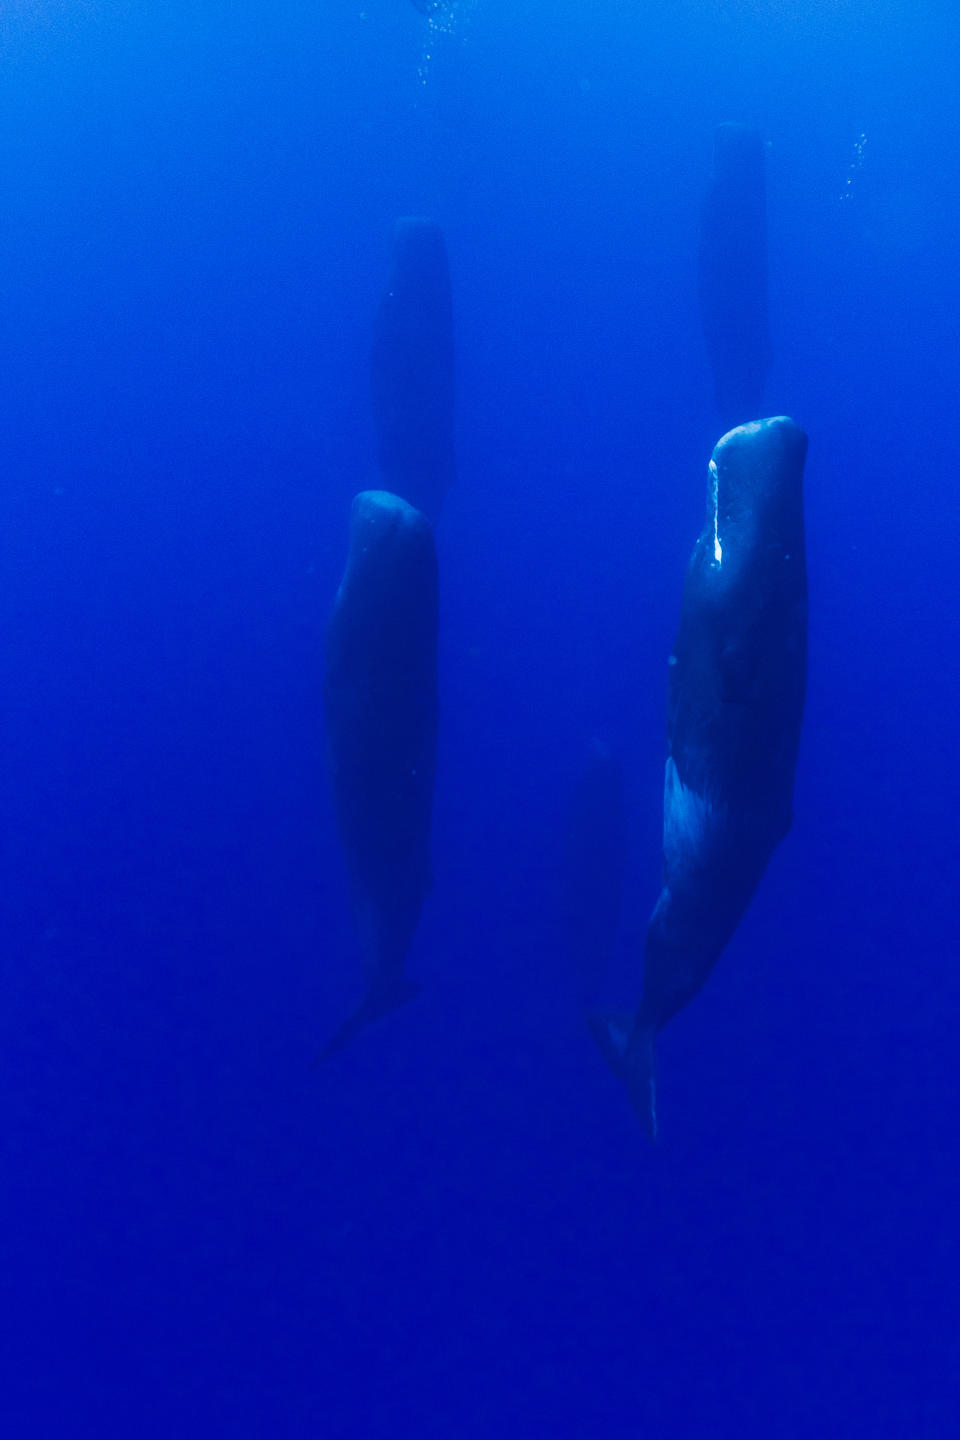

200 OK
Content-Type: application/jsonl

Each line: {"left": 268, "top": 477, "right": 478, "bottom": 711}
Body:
{"left": 314, "top": 975, "right": 421, "bottom": 1065}
{"left": 587, "top": 1010, "right": 659, "bottom": 1141}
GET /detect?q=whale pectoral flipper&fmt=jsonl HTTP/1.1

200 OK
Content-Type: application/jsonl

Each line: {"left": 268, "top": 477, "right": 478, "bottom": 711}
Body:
{"left": 314, "top": 976, "right": 421, "bottom": 1065}
{"left": 587, "top": 1011, "right": 659, "bottom": 1141}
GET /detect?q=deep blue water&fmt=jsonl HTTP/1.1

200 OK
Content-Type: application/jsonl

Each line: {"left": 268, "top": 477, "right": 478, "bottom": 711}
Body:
{"left": 2, "top": 2, "right": 959, "bottom": 1434}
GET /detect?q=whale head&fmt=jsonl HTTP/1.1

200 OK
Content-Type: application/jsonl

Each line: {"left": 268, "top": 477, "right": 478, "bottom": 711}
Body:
{"left": 706, "top": 416, "right": 807, "bottom": 567}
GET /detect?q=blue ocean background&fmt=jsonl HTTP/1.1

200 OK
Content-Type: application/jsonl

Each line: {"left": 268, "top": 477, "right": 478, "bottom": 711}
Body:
{"left": 2, "top": 1, "right": 958, "bottom": 1433}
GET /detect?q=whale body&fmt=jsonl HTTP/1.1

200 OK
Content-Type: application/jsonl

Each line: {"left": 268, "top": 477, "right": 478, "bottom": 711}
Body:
{"left": 321, "top": 490, "right": 438, "bottom": 1058}
{"left": 592, "top": 418, "right": 808, "bottom": 1136}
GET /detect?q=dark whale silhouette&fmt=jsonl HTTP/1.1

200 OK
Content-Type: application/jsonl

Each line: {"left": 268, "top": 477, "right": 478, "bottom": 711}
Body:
{"left": 320, "top": 490, "right": 438, "bottom": 1060}
{"left": 371, "top": 217, "right": 456, "bottom": 522}
{"left": 591, "top": 418, "right": 808, "bottom": 1136}
{"left": 699, "top": 123, "right": 771, "bottom": 432}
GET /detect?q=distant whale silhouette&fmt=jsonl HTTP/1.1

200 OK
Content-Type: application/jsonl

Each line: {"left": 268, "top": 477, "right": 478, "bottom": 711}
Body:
{"left": 371, "top": 217, "right": 456, "bottom": 522}
{"left": 409, "top": 2, "right": 448, "bottom": 20}
{"left": 699, "top": 123, "right": 771, "bottom": 432}
{"left": 320, "top": 490, "right": 438, "bottom": 1060}
{"left": 591, "top": 418, "right": 808, "bottom": 1137}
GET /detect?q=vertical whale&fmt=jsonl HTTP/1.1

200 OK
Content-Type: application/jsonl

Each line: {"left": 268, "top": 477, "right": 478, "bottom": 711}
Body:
{"left": 320, "top": 490, "right": 439, "bottom": 1059}
{"left": 699, "top": 124, "right": 771, "bottom": 432}
{"left": 591, "top": 418, "right": 808, "bottom": 1136}
{"left": 371, "top": 217, "right": 456, "bottom": 522}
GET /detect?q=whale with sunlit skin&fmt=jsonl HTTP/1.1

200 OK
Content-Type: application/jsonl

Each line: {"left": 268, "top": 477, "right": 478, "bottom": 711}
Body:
{"left": 590, "top": 417, "right": 808, "bottom": 1137}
